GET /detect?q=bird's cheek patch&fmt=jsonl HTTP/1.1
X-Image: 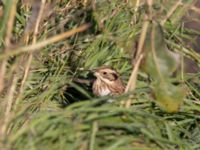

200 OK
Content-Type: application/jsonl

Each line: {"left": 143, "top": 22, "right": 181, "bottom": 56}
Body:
{"left": 111, "top": 73, "right": 118, "bottom": 80}
{"left": 105, "top": 73, "right": 118, "bottom": 81}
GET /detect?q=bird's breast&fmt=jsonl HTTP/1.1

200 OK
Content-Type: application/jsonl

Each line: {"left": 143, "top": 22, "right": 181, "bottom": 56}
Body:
{"left": 93, "top": 79, "right": 111, "bottom": 96}
{"left": 99, "top": 88, "right": 111, "bottom": 96}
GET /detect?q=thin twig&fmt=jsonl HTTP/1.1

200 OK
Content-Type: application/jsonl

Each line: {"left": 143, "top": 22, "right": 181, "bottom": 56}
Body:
{"left": 20, "top": 0, "right": 46, "bottom": 93}
{"left": 125, "top": 54, "right": 143, "bottom": 108}
{"left": 0, "top": 23, "right": 91, "bottom": 60}
{"left": 5, "top": 1, "right": 17, "bottom": 46}
{"left": 124, "top": 12, "right": 150, "bottom": 108}
{"left": 190, "top": 5, "right": 200, "bottom": 15}
{"left": 166, "top": 40, "right": 200, "bottom": 63}
{"left": 0, "top": 0, "right": 18, "bottom": 92}
{"left": 73, "top": 78, "right": 93, "bottom": 85}
{"left": 161, "top": 0, "right": 182, "bottom": 25}
{"left": 125, "top": 54, "right": 144, "bottom": 93}
{"left": 134, "top": 0, "right": 140, "bottom": 12}
{"left": 0, "top": 61, "right": 7, "bottom": 92}
{"left": 135, "top": 15, "right": 149, "bottom": 60}
{"left": 126, "top": 15, "right": 149, "bottom": 92}
{"left": 0, "top": 75, "right": 18, "bottom": 136}
{"left": 0, "top": 0, "right": 18, "bottom": 136}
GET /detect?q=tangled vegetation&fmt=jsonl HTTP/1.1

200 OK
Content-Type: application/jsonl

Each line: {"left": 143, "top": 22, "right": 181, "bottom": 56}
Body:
{"left": 0, "top": 0, "right": 199, "bottom": 150}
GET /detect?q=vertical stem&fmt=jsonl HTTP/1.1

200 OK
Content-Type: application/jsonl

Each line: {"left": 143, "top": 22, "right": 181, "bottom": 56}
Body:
{"left": 0, "top": 0, "right": 18, "bottom": 93}
{"left": 126, "top": 14, "right": 149, "bottom": 93}
{"left": 161, "top": 0, "right": 182, "bottom": 25}
{"left": 20, "top": 0, "right": 46, "bottom": 93}
{"left": 1, "top": 76, "right": 18, "bottom": 136}
{"left": 0, "top": 0, "right": 18, "bottom": 137}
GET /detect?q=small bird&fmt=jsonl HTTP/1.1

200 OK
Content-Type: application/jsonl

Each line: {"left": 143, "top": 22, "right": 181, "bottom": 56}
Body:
{"left": 92, "top": 66, "right": 125, "bottom": 97}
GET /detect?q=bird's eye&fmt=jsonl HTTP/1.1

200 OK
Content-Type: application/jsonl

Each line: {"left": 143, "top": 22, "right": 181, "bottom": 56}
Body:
{"left": 103, "top": 72, "right": 107, "bottom": 75}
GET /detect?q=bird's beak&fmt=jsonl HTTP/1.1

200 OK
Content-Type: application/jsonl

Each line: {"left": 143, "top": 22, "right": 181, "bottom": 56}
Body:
{"left": 91, "top": 68, "right": 102, "bottom": 78}
{"left": 95, "top": 72, "right": 101, "bottom": 76}
{"left": 90, "top": 69, "right": 98, "bottom": 76}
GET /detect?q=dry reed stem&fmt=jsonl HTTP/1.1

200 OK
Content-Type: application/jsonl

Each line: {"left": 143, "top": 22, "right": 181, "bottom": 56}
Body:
{"left": 0, "top": 76, "right": 18, "bottom": 136}
{"left": 166, "top": 40, "right": 200, "bottom": 63}
{"left": 124, "top": 12, "right": 149, "bottom": 108}
{"left": 0, "top": 0, "right": 18, "bottom": 137}
{"left": 135, "top": 15, "right": 149, "bottom": 60}
{"left": 0, "top": 61, "right": 7, "bottom": 92}
{"left": 134, "top": 0, "right": 140, "bottom": 12}
{"left": 125, "top": 54, "right": 143, "bottom": 108}
{"left": 124, "top": 0, "right": 154, "bottom": 107}
{"left": 190, "top": 6, "right": 200, "bottom": 15}
{"left": 126, "top": 15, "right": 149, "bottom": 92}
{"left": 161, "top": 0, "right": 182, "bottom": 25}
{"left": 20, "top": 0, "right": 46, "bottom": 93}
{"left": 5, "top": 1, "right": 17, "bottom": 46}
{"left": 0, "top": 23, "right": 91, "bottom": 60}
{"left": 125, "top": 54, "right": 144, "bottom": 93}
{"left": 132, "top": 0, "right": 141, "bottom": 24}
{"left": 0, "top": 0, "right": 18, "bottom": 92}
{"left": 146, "top": 0, "right": 153, "bottom": 8}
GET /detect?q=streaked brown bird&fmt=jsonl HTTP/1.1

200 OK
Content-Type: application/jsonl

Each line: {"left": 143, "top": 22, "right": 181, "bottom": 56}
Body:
{"left": 92, "top": 66, "right": 125, "bottom": 97}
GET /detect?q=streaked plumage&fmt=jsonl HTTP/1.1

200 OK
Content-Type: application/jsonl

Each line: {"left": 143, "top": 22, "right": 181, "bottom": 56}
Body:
{"left": 92, "top": 66, "right": 125, "bottom": 96}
